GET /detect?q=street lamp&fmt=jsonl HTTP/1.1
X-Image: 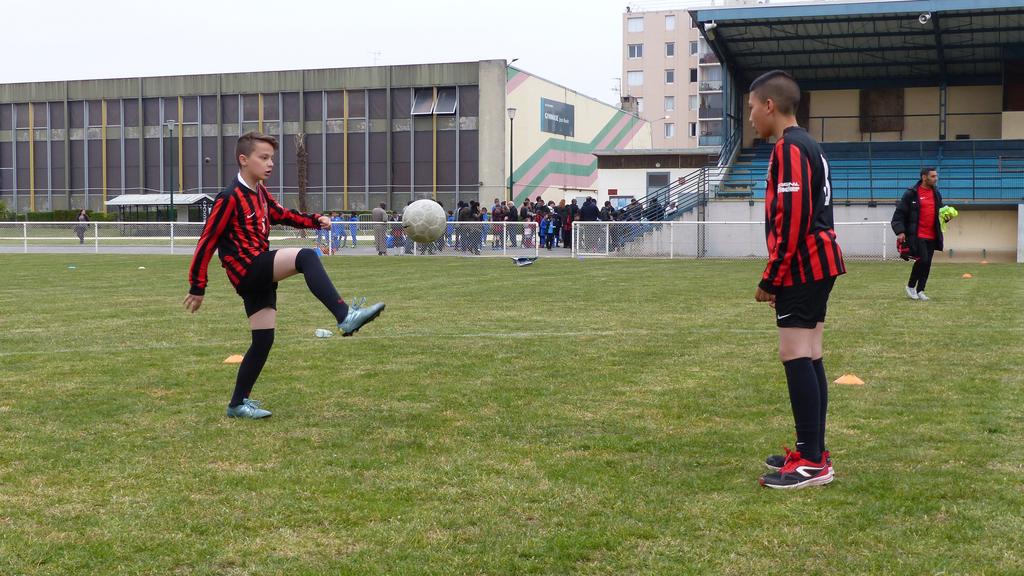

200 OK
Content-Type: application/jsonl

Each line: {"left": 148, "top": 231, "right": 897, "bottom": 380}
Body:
{"left": 507, "top": 107, "right": 517, "bottom": 203}
{"left": 650, "top": 115, "right": 671, "bottom": 149}
{"left": 165, "top": 120, "right": 176, "bottom": 222}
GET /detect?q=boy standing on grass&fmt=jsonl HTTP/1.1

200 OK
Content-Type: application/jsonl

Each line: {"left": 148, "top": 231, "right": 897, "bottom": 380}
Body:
{"left": 184, "top": 132, "right": 385, "bottom": 419}
{"left": 748, "top": 71, "right": 846, "bottom": 489}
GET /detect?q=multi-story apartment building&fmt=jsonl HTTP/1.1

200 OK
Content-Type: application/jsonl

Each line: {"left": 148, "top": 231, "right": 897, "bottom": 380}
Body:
{"left": 622, "top": 6, "right": 725, "bottom": 149}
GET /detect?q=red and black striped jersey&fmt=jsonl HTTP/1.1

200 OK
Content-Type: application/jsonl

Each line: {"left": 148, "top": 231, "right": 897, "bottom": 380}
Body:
{"left": 188, "top": 177, "right": 321, "bottom": 295}
{"left": 760, "top": 126, "right": 845, "bottom": 293}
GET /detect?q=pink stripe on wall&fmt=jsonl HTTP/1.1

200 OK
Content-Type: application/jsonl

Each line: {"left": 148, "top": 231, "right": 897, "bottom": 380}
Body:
{"left": 506, "top": 72, "right": 530, "bottom": 94}
{"left": 614, "top": 117, "right": 646, "bottom": 149}
{"left": 515, "top": 150, "right": 596, "bottom": 194}
{"left": 594, "top": 114, "right": 633, "bottom": 150}
{"left": 516, "top": 172, "right": 599, "bottom": 198}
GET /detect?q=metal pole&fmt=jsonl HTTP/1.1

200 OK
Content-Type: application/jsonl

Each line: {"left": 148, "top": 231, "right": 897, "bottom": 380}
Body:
{"left": 508, "top": 117, "right": 514, "bottom": 203}
{"left": 881, "top": 222, "right": 887, "bottom": 261}
{"left": 22, "top": 222, "right": 27, "bottom": 253}
{"left": 605, "top": 222, "right": 610, "bottom": 256}
{"left": 170, "top": 221, "right": 175, "bottom": 254}
{"left": 94, "top": 221, "right": 99, "bottom": 253}
{"left": 670, "top": 222, "right": 674, "bottom": 259}
{"left": 169, "top": 123, "right": 176, "bottom": 223}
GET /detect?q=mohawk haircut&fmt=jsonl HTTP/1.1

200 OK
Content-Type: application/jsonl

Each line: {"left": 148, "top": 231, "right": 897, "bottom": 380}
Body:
{"left": 236, "top": 132, "right": 278, "bottom": 166}
{"left": 749, "top": 70, "right": 801, "bottom": 116}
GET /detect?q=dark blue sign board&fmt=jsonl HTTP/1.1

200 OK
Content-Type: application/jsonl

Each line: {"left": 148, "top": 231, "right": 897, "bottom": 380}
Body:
{"left": 540, "top": 98, "right": 574, "bottom": 137}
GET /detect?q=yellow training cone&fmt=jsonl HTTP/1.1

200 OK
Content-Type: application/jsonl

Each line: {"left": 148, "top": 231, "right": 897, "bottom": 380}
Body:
{"left": 223, "top": 355, "right": 244, "bottom": 364}
{"left": 980, "top": 260, "right": 989, "bottom": 265}
{"left": 962, "top": 273, "right": 973, "bottom": 279}
{"left": 834, "top": 374, "right": 865, "bottom": 385}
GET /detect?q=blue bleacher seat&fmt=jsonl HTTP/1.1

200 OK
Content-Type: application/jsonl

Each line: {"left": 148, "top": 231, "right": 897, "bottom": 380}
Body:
{"left": 719, "top": 139, "right": 1024, "bottom": 203}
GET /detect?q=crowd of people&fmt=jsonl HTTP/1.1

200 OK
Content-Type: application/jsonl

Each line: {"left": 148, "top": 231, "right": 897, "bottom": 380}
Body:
{"left": 313, "top": 194, "right": 685, "bottom": 255}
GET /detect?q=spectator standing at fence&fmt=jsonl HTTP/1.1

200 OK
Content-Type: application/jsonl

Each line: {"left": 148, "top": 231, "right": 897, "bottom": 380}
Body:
{"left": 184, "top": 131, "right": 384, "bottom": 419}
{"left": 538, "top": 211, "right": 551, "bottom": 249}
{"left": 446, "top": 210, "right": 455, "bottom": 247}
{"left": 372, "top": 202, "right": 388, "bottom": 255}
{"left": 479, "top": 207, "right": 491, "bottom": 250}
{"left": 505, "top": 200, "right": 519, "bottom": 247}
{"left": 519, "top": 199, "right": 531, "bottom": 222}
{"left": 347, "top": 212, "right": 359, "bottom": 248}
{"left": 892, "top": 167, "right": 944, "bottom": 301}
{"left": 748, "top": 70, "right": 845, "bottom": 489}
{"left": 75, "top": 209, "right": 89, "bottom": 244}
{"left": 600, "top": 201, "right": 617, "bottom": 222}
{"left": 330, "top": 212, "right": 344, "bottom": 254}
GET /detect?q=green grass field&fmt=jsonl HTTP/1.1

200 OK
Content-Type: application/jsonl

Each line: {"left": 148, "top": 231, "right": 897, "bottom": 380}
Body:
{"left": 1, "top": 254, "right": 1021, "bottom": 575}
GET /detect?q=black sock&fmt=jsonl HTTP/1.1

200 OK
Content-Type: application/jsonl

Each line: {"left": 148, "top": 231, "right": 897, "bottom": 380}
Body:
{"left": 783, "top": 357, "right": 821, "bottom": 463}
{"left": 230, "top": 328, "right": 275, "bottom": 407}
{"left": 294, "top": 248, "right": 349, "bottom": 323}
{"left": 812, "top": 358, "right": 828, "bottom": 454}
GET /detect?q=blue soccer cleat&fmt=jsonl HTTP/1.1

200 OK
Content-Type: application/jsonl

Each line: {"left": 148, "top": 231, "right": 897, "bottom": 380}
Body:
{"left": 338, "top": 297, "right": 386, "bottom": 336}
{"left": 226, "top": 402, "right": 272, "bottom": 419}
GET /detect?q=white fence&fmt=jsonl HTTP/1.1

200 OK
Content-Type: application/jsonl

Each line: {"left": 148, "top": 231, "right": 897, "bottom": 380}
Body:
{"left": 0, "top": 221, "right": 542, "bottom": 257}
{"left": 0, "top": 220, "right": 896, "bottom": 260}
{"left": 572, "top": 221, "right": 896, "bottom": 260}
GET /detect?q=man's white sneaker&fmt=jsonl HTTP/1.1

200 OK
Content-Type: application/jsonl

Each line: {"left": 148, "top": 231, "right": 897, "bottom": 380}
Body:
{"left": 916, "top": 292, "right": 929, "bottom": 301}
{"left": 905, "top": 286, "right": 919, "bottom": 300}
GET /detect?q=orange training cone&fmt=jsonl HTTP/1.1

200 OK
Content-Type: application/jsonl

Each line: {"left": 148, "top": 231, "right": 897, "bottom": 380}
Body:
{"left": 961, "top": 273, "right": 973, "bottom": 279}
{"left": 834, "top": 374, "right": 865, "bottom": 385}
{"left": 223, "top": 354, "right": 244, "bottom": 364}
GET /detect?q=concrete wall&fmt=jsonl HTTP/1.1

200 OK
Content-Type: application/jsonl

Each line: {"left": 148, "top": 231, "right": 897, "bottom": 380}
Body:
{"left": 742, "top": 85, "right": 1004, "bottom": 146}
{"left": 1003, "top": 112, "right": 1024, "bottom": 140}
{"left": 1019, "top": 205, "right": 1024, "bottom": 263}
{"left": 596, "top": 167, "right": 702, "bottom": 204}
{"left": 943, "top": 208, "right": 1018, "bottom": 261}
{"left": 676, "top": 200, "right": 1019, "bottom": 261}
{"left": 506, "top": 68, "right": 651, "bottom": 205}
{"left": 478, "top": 60, "right": 507, "bottom": 205}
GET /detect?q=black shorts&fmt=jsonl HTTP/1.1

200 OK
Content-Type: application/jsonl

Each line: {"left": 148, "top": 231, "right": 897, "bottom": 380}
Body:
{"left": 235, "top": 250, "right": 279, "bottom": 317}
{"left": 773, "top": 276, "right": 836, "bottom": 329}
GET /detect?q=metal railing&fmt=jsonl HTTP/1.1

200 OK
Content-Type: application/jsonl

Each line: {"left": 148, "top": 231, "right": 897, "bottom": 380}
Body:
{"left": 572, "top": 221, "right": 896, "bottom": 260}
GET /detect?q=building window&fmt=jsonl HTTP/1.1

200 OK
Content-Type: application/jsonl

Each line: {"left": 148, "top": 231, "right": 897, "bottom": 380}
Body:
{"left": 664, "top": 96, "right": 675, "bottom": 112}
{"left": 666, "top": 42, "right": 675, "bottom": 57}
{"left": 665, "top": 15, "right": 676, "bottom": 31}
{"left": 689, "top": 122, "right": 697, "bottom": 137}
{"left": 665, "top": 69, "right": 675, "bottom": 84}
{"left": 627, "top": 71, "right": 644, "bottom": 86}
{"left": 628, "top": 44, "right": 643, "bottom": 59}
{"left": 628, "top": 17, "right": 644, "bottom": 33}
{"left": 689, "top": 95, "right": 699, "bottom": 111}
{"left": 690, "top": 68, "right": 698, "bottom": 82}
{"left": 664, "top": 122, "right": 675, "bottom": 139}
{"left": 690, "top": 41, "right": 699, "bottom": 55}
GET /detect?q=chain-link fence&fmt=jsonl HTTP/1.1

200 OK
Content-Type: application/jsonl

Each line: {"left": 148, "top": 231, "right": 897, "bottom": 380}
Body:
{"left": 572, "top": 221, "right": 896, "bottom": 260}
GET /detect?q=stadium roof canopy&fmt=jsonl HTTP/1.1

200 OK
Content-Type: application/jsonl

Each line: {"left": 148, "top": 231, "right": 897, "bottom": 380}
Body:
{"left": 105, "top": 194, "right": 213, "bottom": 206}
{"left": 693, "top": 0, "right": 1024, "bottom": 90}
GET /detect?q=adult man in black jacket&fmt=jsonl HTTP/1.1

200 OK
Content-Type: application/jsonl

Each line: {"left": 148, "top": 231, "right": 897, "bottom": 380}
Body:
{"left": 892, "top": 167, "right": 944, "bottom": 301}
{"left": 579, "top": 197, "right": 600, "bottom": 221}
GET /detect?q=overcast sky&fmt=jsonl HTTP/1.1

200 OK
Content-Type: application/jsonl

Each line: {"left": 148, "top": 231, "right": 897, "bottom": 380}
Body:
{"left": 0, "top": 0, "right": 647, "bottom": 104}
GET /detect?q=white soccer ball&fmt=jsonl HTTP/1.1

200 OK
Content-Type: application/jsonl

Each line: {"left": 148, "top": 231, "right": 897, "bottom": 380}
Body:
{"left": 402, "top": 199, "right": 446, "bottom": 243}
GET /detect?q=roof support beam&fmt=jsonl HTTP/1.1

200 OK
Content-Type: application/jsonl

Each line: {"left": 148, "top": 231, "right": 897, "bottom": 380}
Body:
{"left": 932, "top": 12, "right": 947, "bottom": 82}
{"left": 720, "top": 25, "right": 1024, "bottom": 44}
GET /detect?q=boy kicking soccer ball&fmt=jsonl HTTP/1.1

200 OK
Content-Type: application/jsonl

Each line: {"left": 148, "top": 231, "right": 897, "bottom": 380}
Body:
{"left": 748, "top": 71, "right": 845, "bottom": 489}
{"left": 184, "top": 132, "right": 384, "bottom": 419}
